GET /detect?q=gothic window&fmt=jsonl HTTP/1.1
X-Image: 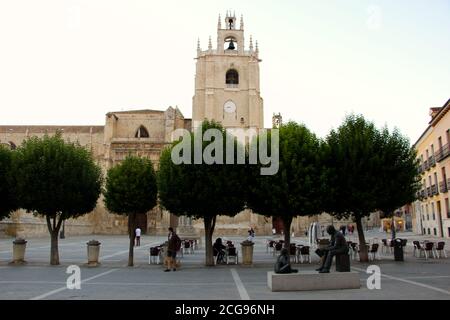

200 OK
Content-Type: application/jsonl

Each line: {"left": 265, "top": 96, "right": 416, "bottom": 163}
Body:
{"left": 226, "top": 69, "right": 239, "bottom": 85}
{"left": 135, "top": 125, "right": 149, "bottom": 138}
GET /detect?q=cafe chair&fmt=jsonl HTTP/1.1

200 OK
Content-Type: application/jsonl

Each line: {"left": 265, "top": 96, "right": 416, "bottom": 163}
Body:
{"left": 149, "top": 246, "right": 161, "bottom": 264}
{"left": 369, "top": 243, "right": 380, "bottom": 261}
{"left": 226, "top": 247, "right": 238, "bottom": 265}
{"left": 436, "top": 242, "right": 447, "bottom": 258}
{"left": 273, "top": 242, "right": 283, "bottom": 257}
{"left": 299, "top": 246, "right": 311, "bottom": 264}
{"left": 424, "top": 242, "right": 437, "bottom": 259}
{"left": 289, "top": 244, "right": 298, "bottom": 264}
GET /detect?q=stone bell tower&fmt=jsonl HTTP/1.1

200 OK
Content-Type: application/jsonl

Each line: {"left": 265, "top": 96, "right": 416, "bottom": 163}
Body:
{"left": 192, "top": 11, "right": 264, "bottom": 132}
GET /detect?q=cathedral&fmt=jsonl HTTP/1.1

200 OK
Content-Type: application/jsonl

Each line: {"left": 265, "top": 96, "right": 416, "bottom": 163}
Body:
{"left": 0, "top": 12, "right": 379, "bottom": 238}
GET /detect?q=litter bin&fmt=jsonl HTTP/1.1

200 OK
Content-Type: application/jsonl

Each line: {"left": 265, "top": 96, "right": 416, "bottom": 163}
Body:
{"left": 240, "top": 240, "right": 254, "bottom": 265}
{"left": 87, "top": 239, "right": 101, "bottom": 266}
{"left": 393, "top": 238, "right": 404, "bottom": 261}
{"left": 11, "top": 238, "right": 27, "bottom": 264}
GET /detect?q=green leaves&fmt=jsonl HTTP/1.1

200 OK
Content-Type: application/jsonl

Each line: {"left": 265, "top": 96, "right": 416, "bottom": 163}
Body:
{"left": 14, "top": 134, "right": 103, "bottom": 219}
{"left": 247, "top": 122, "right": 323, "bottom": 219}
{"left": 323, "top": 114, "right": 420, "bottom": 220}
{"left": 0, "top": 145, "right": 18, "bottom": 220}
{"left": 103, "top": 156, "right": 158, "bottom": 216}
{"left": 158, "top": 120, "right": 246, "bottom": 219}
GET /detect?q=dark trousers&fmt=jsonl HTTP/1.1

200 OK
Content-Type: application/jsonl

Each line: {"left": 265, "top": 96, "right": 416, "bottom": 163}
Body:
{"left": 320, "top": 248, "right": 347, "bottom": 271}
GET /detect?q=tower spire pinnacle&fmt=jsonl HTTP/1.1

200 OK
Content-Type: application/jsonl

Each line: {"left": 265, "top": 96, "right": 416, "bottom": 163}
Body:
{"left": 249, "top": 35, "right": 253, "bottom": 52}
{"left": 240, "top": 14, "right": 244, "bottom": 30}
{"left": 218, "top": 14, "right": 221, "bottom": 29}
{"left": 208, "top": 36, "right": 212, "bottom": 51}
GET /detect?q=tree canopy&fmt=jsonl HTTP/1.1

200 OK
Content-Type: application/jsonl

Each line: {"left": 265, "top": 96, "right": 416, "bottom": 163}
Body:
{"left": 104, "top": 155, "right": 158, "bottom": 266}
{"left": 158, "top": 120, "right": 247, "bottom": 265}
{"left": 323, "top": 114, "right": 419, "bottom": 261}
{"left": 14, "top": 133, "right": 102, "bottom": 265}
{"left": 0, "top": 145, "right": 18, "bottom": 220}
{"left": 246, "top": 122, "right": 324, "bottom": 248}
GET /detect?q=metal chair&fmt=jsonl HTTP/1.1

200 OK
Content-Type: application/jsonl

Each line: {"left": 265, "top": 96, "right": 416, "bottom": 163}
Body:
{"left": 381, "top": 239, "right": 388, "bottom": 254}
{"left": 413, "top": 241, "right": 424, "bottom": 258}
{"left": 299, "top": 246, "right": 311, "bottom": 263}
{"left": 350, "top": 242, "right": 358, "bottom": 260}
{"left": 369, "top": 243, "right": 380, "bottom": 261}
{"left": 267, "top": 240, "right": 275, "bottom": 254}
{"left": 273, "top": 242, "right": 282, "bottom": 257}
{"left": 424, "top": 242, "right": 437, "bottom": 259}
{"left": 289, "top": 244, "right": 298, "bottom": 263}
{"left": 436, "top": 242, "right": 447, "bottom": 258}
{"left": 183, "top": 240, "right": 192, "bottom": 255}
{"left": 149, "top": 247, "right": 161, "bottom": 264}
{"left": 226, "top": 247, "right": 238, "bottom": 264}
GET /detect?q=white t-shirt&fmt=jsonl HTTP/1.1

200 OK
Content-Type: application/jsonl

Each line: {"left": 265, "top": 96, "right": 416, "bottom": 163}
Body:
{"left": 135, "top": 228, "right": 141, "bottom": 237}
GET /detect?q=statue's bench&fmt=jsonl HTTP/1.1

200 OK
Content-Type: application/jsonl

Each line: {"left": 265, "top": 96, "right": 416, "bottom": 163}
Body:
{"left": 267, "top": 271, "right": 360, "bottom": 292}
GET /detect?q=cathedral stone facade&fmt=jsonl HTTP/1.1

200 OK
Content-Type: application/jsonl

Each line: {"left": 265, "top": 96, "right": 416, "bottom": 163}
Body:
{"left": 0, "top": 12, "right": 379, "bottom": 239}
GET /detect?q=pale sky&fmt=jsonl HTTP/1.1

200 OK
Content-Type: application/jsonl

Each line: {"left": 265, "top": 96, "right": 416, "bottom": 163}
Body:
{"left": 0, "top": 0, "right": 449, "bottom": 143}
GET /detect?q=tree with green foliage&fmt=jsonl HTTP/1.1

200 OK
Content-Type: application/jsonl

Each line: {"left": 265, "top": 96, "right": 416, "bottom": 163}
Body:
{"left": 158, "top": 120, "right": 247, "bottom": 266}
{"left": 0, "top": 145, "right": 18, "bottom": 220}
{"left": 246, "top": 122, "right": 324, "bottom": 249}
{"left": 103, "top": 156, "right": 158, "bottom": 266}
{"left": 323, "top": 115, "right": 383, "bottom": 261}
{"left": 14, "top": 134, "right": 102, "bottom": 265}
{"left": 323, "top": 114, "right": 420, "bottom": 262}
{"left": 375, "top": 127, "right": 421, "bottom": 240}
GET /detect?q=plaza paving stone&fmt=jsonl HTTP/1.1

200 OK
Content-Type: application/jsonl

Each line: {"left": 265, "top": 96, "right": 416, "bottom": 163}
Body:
{"left": 0, "top": 231, "right": 449, "bottom": 300}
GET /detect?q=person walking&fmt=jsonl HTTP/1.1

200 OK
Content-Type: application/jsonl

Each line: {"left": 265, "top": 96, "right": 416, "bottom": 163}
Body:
{"left": 164, "top": 227, "right": 181, "bottom": 272}
{"left": 135, "top": 226, "right": 141, "bottom": 247}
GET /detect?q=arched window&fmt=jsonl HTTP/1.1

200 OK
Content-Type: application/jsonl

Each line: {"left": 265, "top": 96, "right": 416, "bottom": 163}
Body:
{"left": 226, "top": 69, "right": 239, "bottom": 85}
{"left": 8, "top": 141, "right": 16, "bottom": 150}
{"left": 135, "top": 125, "right": 149, "bottom": 138}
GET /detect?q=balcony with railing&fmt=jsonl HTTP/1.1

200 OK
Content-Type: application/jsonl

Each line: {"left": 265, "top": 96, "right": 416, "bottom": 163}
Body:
{"left": 439, "top": 181, "right": 448, "bottom": 193}
{"left": 428, "top": 156, "right": 436, "bottom": 167}
{"left": 431, "top": 184, "right": 438, "bottom": 196}
{"left": 427, "top": 186, "right": 432, "bottom": 197}
{"left": 420, "top": 189, "right": 427, "bottom": 199}
{"left": 435, "top": 144, "right": 450, "bottom": 162}
{"left": 418, "top": 163, "right": 425, "bottom": 174}
{"left": 423, "top": 160, "right": 430, "bottom": 171}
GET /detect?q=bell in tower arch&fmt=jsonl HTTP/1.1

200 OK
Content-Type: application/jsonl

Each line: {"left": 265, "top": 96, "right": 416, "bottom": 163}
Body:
{"left": 227, "top": 39, "right": 235, "bottom": 50}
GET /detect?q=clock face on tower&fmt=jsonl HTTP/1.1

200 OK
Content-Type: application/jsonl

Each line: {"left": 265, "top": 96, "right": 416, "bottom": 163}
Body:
{"left": 224, "top": 100, "right": 236, "bottom": 113}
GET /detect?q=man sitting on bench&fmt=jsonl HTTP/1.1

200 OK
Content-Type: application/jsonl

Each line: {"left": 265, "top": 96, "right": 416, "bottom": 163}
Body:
{"left": 316, "top": 225, "right": 348, "bottom": 273}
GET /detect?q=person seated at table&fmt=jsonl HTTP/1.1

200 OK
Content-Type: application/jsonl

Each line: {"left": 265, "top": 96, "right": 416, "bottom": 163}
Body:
{"left": 274, "top": 248, "right": 298, "bottom": 274}
{"left": 213, "top": 238, "right": 226, "bottom": 264}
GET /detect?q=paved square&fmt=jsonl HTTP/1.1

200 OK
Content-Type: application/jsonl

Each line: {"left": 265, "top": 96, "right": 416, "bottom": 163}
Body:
{"left": 1, "top": 231, "right": 449, "bottom": 300}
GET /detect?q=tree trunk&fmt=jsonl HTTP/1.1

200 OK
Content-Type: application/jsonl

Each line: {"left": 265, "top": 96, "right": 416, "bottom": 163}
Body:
{"left": 282, "top": 216, "right": 293, "bottom": 250}
{"left": 128, "top": 213, "right": 136, "bottom": 267}
{"left": 50, "top": 231, "right": 59, "bottom": 265}
{"left": 46, "top": 215, "right": 63, "bottom": 265}
{"left": 204, "top": 216, "right": 216, "bottom": 266}
{"left": 355, "top": 216, "right": 369, "bottom": 262}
